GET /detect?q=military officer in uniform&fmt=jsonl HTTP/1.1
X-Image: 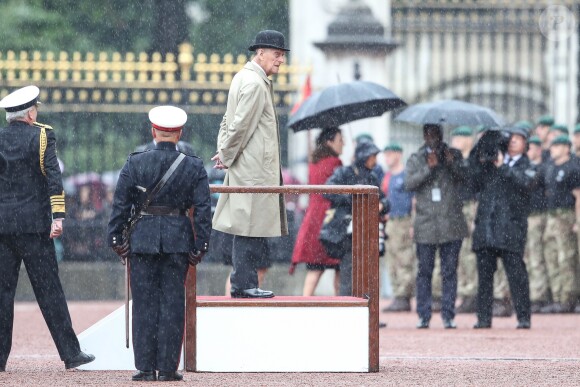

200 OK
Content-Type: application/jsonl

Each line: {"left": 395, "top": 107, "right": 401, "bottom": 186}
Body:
{"left": 108, "top": 106, "right": 211, "bottom": 382}
{"left": 0, "top": 86, "right": 95, "bottom": 371}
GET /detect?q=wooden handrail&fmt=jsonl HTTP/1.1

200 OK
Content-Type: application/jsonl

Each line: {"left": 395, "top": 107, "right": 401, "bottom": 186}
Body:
{"left": 185, "top": 184, "right": 380, "bottom": 373}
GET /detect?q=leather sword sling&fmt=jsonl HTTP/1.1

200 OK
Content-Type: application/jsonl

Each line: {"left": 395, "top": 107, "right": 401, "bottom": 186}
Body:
{"left": 125, "top": 153, "right": 186, "bottom": 348}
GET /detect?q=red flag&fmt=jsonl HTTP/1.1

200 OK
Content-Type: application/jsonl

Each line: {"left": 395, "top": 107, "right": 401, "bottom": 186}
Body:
{"left": 290, "top": 74, "right": 311, "bottom": 114}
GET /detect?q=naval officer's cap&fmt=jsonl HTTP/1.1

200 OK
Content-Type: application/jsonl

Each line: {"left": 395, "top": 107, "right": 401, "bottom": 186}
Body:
{"left": 0, "top": 85, "right": 41, "bottom": 112}
{"left": 148, "top": 106, "right": 187, "bottom": 132}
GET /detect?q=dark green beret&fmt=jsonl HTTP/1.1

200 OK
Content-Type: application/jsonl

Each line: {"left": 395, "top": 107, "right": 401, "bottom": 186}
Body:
{"left": 514, "top": 120, "right": 533, "bottom": 131}
{"left": 528, "top": 136, "right": 541, "bottom": 145}
{"left": 550, "top": 124, "right": 569, "bottom": 135}
{"left": 574, "top": 123, "right": 580, "bottom": 134}
{"left": 383, "top": 143, "right": 403, "bottom": 152}
{"left": 537, "top": 115, "right": 555, "bottom": 126}
{"left": 355, "top": 133, "right": 374, "bottom": 143}
{"left": 451, "top": 126, "right": 473, "bottom": 137}
{"left": 551, "top": 135, "right": 571, "bottom": 146}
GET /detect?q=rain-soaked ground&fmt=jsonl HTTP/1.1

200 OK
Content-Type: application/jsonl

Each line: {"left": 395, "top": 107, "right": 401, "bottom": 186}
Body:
{"left": 2, "top": 300, "right": 579, "bottom": 386}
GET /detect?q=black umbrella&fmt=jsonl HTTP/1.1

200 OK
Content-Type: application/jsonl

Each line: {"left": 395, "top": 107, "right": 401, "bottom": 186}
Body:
{"left": 287, "top": 81, "right": 406, "bottom": 132}
{"left": 395, "top": 99, "right": 504, "bottom": 128}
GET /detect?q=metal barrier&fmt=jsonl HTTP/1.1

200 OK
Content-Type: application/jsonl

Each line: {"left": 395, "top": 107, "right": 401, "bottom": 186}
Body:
{"left": 184, "top": 184, "right": 380, "bottom": 372}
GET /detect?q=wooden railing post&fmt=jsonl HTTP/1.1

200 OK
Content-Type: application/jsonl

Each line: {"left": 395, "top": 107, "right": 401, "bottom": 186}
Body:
{"left": 184, "top": 266, "right": 196, "bottom": 372}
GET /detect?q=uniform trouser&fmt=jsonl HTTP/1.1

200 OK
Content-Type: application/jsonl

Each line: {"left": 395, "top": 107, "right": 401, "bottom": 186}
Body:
{"left": 130, "top": 253, "right": 189, "bottom": 372}
{"left": 458, "top": 201, "right": 477, "bottom": 298}
{"left": 230, "top": 235, "right": 269, "bottom": 292}
{"left": 416, "top": 240, "right": 462, "bottom": 321}
{"left": 524, "top": 213, "right": 550, "bottom": 302}
{"left": 475, "top": 248, "right": 531, "bottom": 324}
{"left": 544, "top": 210, "right": 578, "bottom": 304}
{"left": 385, "top": 217, "right": 415, "bottom": 299}
{"left": 0, "top": 233, "right": 81, "bottom": 368}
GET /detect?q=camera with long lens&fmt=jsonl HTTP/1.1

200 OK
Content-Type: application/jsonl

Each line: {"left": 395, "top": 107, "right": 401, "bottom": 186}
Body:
{"left": 471, "top": 129, "right": 511, "bottom": 163}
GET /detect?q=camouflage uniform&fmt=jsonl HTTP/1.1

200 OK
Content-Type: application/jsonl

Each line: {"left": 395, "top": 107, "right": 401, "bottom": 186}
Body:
{"left": 540, "top": 152, "right": 580, "bottom": 309}
{"left": 458, "top": 200, "right": 478, "bottom": 298}
{"left": 524, "top": 213, "right": 551, "bottom": 302}
{"left": 385, "top": 216, "right": 415, "bottom": 299}
{"left": 544, "top": 209, "right": 578, "bottom": 304}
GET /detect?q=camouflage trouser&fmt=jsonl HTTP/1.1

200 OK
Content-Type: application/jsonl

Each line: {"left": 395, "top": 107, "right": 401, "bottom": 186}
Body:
{"left": 458, "top": 201, "right": 477, "bottom": 298}
{"left": 385, "top": 216, "right": 415, "bottom": 299}
{"left": 544, "top": 209, "right": 579, "bottom": 304}
{"left": 524, "top": 213, "right": 550, "bottom": 302}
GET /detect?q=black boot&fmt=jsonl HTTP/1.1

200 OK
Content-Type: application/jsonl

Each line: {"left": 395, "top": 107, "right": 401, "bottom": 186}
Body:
{"left": 132, "top": 371, "right": 156, "bottom": 381}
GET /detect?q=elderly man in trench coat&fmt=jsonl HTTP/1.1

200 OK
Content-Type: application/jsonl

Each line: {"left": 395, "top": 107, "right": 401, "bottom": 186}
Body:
{"left": 212, "top": 30, "right": 289, "bottom": 298}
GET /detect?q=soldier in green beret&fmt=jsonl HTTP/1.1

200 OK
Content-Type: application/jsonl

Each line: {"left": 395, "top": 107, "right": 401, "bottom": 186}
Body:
{"left": 546, "top": 124, "right": 569, "bottom": 152}
{"left": 381, "top": 143, "right": 415, "bottom": 312}
{"left": 537, "top": 135, "right": 580, "bottom": 313}
{"left": 535, "top": 115, "right": 555, "bottom": 161}
{"left": 524, "top": 134, "right": 552, "bottom": 313}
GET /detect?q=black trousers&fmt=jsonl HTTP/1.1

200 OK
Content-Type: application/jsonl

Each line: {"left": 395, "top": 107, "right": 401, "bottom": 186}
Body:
{"left": 130, "top": 253, "right": 189, "bottom": 372}
{"left": 230, "top": 235, "right": 269, "bottom": 292}
{"left": 475, "top": 248, "right": 531, "bottom": 324}
{"left": 339, "top": 239, "right": 353, "bottom": 296}
{"left": 0, "top": 233, "right": 80, "bottom": 368}
{"left": 416, "top": 240, "right": 462, "bottom": 321}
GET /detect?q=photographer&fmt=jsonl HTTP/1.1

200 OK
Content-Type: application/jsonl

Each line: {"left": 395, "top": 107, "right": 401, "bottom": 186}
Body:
{"left": 470, "top": 126, "right": 533, "bottom": 329}
{"left": 324, "top": 141, "right": 388, "bottom": 297}
{"left": 405, "top": 124, "right": 468, "bottom": 329}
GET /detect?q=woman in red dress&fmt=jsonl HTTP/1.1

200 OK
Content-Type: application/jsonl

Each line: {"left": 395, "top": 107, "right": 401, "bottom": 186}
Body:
{"left": 290, "top": 127, "right": 344, "bottom": 295}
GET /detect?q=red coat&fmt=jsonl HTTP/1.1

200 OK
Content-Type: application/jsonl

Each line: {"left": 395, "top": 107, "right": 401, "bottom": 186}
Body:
{"left": 290, "top": 156, "right": 342, "bottom": 272}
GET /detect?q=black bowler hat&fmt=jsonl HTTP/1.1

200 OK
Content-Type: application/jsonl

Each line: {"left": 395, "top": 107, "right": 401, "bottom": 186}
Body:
{"left": 248, "top": 30, "right": 290, "bottom": 52}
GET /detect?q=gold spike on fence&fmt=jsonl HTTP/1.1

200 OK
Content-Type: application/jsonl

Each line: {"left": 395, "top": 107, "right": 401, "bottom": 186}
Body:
{"left": 0, "top": 43, "right": 310, "bottom": 114}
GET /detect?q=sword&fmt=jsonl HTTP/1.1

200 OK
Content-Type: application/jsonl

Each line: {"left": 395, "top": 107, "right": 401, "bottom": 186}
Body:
{"left": 125, "top": 260, "right": 130, "bottom": 348}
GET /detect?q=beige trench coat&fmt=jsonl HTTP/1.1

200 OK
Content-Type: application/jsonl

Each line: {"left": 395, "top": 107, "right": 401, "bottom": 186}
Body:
{"left": 212, "top": 62, "right": 288, "bottom": 237}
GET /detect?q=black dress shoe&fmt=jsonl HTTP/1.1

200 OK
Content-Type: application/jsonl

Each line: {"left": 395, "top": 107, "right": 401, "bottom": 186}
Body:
{"left": 416, "top": 317, "right": 430, "bottom": 329}
{"left": 231, "top": 288, "right": 274, "bottom": 298}
{"left": 516, "top": 320, "right": 531, "bottom": 329}
{"left": 379, "top": 321, "right": 387, "bottom": 328}
{"left": 132, "top": 370, "right": 156, "bottom": 381}
{"left": 158, "top": 371, "right": 183, "bottom": 381}
{"left": 473, "top": 321, "right": 492, "bottom": 329}
{"left": 443, "top": 319, "right": 457, "bottom": 329}
{"left": 64, "top": 351, "right": 95, "bottom": 369}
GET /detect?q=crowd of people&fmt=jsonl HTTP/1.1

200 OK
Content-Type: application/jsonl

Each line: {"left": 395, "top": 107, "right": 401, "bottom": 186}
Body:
{"left": 288, "top": 116, "right": 580, "bottom": 330}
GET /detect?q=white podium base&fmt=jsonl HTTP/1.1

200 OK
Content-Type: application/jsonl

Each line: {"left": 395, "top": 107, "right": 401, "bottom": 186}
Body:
{"left": 76, "top": 300, "right": 369, "bottom": 372}
{"left": 76, "top": 301, "right": 184, "bottom": 371}
{"left": 196, "top": 306, "right": 369, "bottom": 372}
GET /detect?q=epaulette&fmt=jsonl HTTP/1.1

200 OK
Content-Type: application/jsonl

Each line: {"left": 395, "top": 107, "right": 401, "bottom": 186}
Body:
{"left": 33, "top": 121, "right": 53, "bottom": 130}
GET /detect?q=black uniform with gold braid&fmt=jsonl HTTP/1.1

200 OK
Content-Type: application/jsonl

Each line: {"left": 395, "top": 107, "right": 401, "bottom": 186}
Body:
{"left": 0, "top": 119, "right": 83, "bottom": 369}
